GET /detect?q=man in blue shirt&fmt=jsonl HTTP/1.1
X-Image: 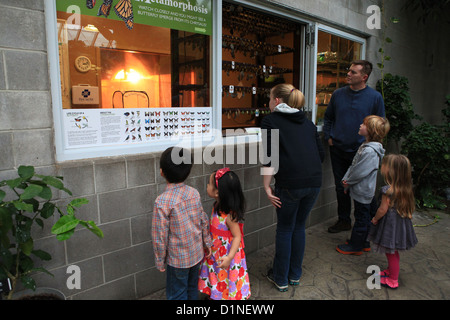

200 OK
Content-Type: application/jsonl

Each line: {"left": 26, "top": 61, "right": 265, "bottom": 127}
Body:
{"left": 323, "top": 60, "right": 385, "bottom": 234}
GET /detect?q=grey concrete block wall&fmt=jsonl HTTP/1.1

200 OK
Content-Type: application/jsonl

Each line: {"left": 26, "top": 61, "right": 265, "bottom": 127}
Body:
{"left": 1, "top": 144, "right": 333, "bottom": 300}
{"left": 0, "top": 0, "right": 445, "bottom": 299}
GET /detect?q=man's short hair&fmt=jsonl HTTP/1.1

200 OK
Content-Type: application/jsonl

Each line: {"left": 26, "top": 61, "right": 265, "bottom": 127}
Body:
{"left": 160, "top": 147, "right": 193, "bottom": 183}
{"left": 351, "top": 60, "right": 373, "bottom": 79}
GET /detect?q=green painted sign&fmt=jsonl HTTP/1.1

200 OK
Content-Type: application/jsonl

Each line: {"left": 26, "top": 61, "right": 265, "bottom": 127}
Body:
{"left": 56, "top": 0, "right": 212, "bottom": 35}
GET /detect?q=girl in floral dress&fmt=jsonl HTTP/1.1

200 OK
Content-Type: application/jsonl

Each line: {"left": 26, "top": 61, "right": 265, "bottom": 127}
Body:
{"left": 198, "top": 168, "right": 251, "bottom": 300}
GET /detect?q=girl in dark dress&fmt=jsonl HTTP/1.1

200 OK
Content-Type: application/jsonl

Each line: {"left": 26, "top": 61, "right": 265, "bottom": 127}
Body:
{"left": 368, "top": 154, "right": 418, "bottom": 289}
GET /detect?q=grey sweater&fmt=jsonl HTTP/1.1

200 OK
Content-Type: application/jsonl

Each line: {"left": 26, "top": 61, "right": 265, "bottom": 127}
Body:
{"left": 342, "top": 142, "right": 385, "bottom": 204}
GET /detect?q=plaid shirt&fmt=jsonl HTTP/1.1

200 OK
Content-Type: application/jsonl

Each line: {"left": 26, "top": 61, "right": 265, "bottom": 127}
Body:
{"left": 152, "top": 183, "right": 212, "bottom": 270}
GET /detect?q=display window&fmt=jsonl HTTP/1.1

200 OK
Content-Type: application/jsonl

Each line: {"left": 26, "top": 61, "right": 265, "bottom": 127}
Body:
{"left": 221, "top": 1, "right": 304, "bottom": 130}
{"left": 314, "top": 28, "right": 364, "bottom": 130}
{"left": 57, "top": 0, "right": 211, "bottom": 109}
{"left": 52, "top": 0, "right": 213, "bottom": 157}
{"left": 47, "top": 1, "right": 363, "bottom": 161}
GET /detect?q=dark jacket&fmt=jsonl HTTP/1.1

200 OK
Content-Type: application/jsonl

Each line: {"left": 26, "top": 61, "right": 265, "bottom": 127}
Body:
{"left": 323, "top": 86, "right": 385, "bottom": 153}
{"left": 261, "top": 103, "right": 324, "bottom": 189}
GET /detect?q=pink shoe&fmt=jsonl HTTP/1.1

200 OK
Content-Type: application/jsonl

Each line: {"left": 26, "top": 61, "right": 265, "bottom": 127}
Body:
{"left": 381, "top": 277, "right": 398, "bottom": 289}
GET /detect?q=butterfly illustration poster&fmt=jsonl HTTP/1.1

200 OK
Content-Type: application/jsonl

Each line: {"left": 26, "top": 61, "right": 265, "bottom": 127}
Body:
{"left": 63, "top": 108, "right": 212, "bottom": 149}
{"left": 56, "top": 0, "right": 212, "bottom": 35}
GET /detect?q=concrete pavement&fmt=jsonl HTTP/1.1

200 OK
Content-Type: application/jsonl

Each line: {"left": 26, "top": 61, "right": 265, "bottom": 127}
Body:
{"left": 143, "top": 210, "right": 449, "bottom": 300}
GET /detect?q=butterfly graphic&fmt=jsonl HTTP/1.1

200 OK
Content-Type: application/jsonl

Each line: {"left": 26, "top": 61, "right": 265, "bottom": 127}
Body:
{"left": 97, "top": 0, "right": 113, "bottom": 18}
{"left": 86, "top": 0, "right": 96, "bottom": 9}
{"left": 114, "top": 0, "right": 134, "bottom": 30}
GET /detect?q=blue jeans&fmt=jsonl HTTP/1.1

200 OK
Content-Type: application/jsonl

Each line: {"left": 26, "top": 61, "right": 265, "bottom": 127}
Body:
{"left": 166, "top": 262, "right": 201, "bottom": 300}
{"left": 349, "top": 199, "right": 377, "bottom": 250}
{"left": 273, "top": 186, "right": 321, "bottom": 286}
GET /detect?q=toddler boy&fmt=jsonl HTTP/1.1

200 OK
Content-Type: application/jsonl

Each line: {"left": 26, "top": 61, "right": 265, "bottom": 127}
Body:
{"left": 336, "top": 116, "right": 390, "bottom": 255}
{"left": 152, "top": 147, "right": 212, "bottom": 300}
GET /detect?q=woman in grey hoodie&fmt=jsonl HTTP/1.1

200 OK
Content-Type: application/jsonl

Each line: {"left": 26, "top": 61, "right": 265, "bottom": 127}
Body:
{"left": 337, "top": 115, "right": 390, "bottom": 255}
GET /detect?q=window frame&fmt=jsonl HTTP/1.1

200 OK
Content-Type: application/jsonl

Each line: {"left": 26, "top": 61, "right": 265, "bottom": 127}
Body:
{"left": 45, "top": 0, "right": 220, "bottom": 161}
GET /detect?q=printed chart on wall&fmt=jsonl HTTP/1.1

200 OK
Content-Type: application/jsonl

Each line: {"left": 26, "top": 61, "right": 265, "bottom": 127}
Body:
{"left": 56, "top": 0, "right": 212, "bottom": 35}
{"left": 63, "top": 108, "right": 212, "bottom": 149}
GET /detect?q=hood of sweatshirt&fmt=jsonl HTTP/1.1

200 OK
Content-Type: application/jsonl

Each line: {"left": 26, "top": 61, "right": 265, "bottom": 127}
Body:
{"left": 364, "top": 141, "right": 385, "bottom": 160}
{"left": 273, "top": 103, "right": 306, "bottom": 124}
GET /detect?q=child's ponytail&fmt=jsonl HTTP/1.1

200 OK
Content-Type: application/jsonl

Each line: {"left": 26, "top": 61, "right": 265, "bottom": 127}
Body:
{"left": 215, "top": 168, "right": 246, "bottom": 222}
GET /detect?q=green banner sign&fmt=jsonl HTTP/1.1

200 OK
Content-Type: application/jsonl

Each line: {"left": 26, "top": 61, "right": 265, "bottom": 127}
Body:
{"left": 56, "top": 0, "right": 212, "bottom": 35}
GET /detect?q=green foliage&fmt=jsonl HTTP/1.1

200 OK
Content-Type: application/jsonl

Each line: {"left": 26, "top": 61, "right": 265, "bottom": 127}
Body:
{"left": 402, "top": 0, "right": 450, "bottom": 24}
{"left": 401, "top": 98, "right": 450, "bottom": 210}
{"left": 376, "top": 74, "right": 421, "bottom": 147}
{"left": 0, "top": 166, "right": 103, "bottom": 299}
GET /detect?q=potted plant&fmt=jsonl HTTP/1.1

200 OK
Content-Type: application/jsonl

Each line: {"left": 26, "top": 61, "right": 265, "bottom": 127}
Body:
{"left": 0, "top": 165, "right": 103, "bottom": 300}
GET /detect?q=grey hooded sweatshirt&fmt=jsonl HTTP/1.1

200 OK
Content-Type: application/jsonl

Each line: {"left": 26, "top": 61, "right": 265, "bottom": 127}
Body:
{"left": 342, "top": 142, "right": 385, "bottom": 204}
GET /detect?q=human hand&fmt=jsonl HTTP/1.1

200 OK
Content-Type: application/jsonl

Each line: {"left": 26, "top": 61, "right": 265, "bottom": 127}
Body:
{"left": 342, "top": 180, "right": 349, "bottom": 194}
{"left": 217, "top": 255, "right": 232, "bottom": 270}
{"left": 205, "top": 247, "right": 212, "bottom": 259}
{"left": 265, "top": 186, "right": 281, "bottom": 208}
{"left": 328, "top": 138, "right": 333, "bottom": 146}
{"left": 371, "top": 217, "right": 378, "bottom": 225}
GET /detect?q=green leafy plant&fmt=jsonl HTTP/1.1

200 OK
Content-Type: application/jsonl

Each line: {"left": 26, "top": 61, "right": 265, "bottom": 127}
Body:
{"left": 402, "top": 0, "right": 450, "bottom": 24}
{"left": 401, "top": 98, "right": 450, "bottom": 210}
{"left": 376, "top": 73, "right": 421, "bottom": 151}
{"left": 0, "top": 165, "right": 103, "bottom": 300}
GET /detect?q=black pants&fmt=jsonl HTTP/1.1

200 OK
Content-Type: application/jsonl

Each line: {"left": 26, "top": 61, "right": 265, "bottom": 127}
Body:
{"left": 329, "top": 146, "right": 356, "bottom": 224}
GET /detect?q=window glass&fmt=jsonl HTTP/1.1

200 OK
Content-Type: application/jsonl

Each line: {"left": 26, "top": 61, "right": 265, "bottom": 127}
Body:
{"left": 222, "top": 1, "right": 303, "bottom": 130}
{"left": 56, "top": 1, "right": 211, "bottom": 109}
{"left": 315, "top": 30, "right": 362, "bottom": 129}
{"left": 54, "top": 1, "right": 213, "bottom": 149}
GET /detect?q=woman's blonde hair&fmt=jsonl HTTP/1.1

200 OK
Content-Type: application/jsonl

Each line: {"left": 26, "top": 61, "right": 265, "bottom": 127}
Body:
{"left": 381, "top": 154, "right": 415, "bottom": 219}
{"left": 363, "top": 115, "right": 390, "bottom": 143}
{"left": 271, "top": 84, "right": 305, "bottom": 109}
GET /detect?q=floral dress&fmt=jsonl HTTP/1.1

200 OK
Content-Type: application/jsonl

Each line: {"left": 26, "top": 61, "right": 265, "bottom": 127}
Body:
{"left": 198, "top": 209, "right": 251, "bottom": 300}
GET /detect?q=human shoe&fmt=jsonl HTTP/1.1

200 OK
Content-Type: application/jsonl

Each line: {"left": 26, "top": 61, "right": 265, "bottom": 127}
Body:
{"left": 336, "top": 243, "right": 363, "bottom": 255}
{"left": 289, "top": 278, "right": 300, "bottom": 286}
{"left": 328, "top": 220, "right": 351, "bottom": 233}
{"left": 346, "top": 239, "right": 371, "bottom": 252}
{"left": 381, "top": 277, "right": 398, "bottom": 289}
{"left": 266, "top": 269, "right": 288, "bottom": 292}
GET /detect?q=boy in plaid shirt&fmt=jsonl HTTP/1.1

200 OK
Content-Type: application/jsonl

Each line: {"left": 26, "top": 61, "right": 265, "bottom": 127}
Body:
{"left": 152, "top": 147, "right": 212, "bottom": 300}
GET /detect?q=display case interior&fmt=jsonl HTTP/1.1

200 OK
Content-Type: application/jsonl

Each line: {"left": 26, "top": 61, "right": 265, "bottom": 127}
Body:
{"left": 56, "top": 12, "right": 210, "bottom": 110}
{"left": 221, "top": 1, "right": 302, "bottom": 129}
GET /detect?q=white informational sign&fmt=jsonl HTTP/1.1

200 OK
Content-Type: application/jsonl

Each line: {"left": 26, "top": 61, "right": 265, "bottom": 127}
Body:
{"left": 63, "top": 107, "right": 212, "bottom": 149}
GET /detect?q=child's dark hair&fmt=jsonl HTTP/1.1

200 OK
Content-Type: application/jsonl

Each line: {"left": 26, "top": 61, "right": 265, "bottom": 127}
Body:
{"left": 160, "top": 147, "right": 193, "bottom": 183}
{"left": 215, "top": 170, "right": 246, "bottom": 222}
